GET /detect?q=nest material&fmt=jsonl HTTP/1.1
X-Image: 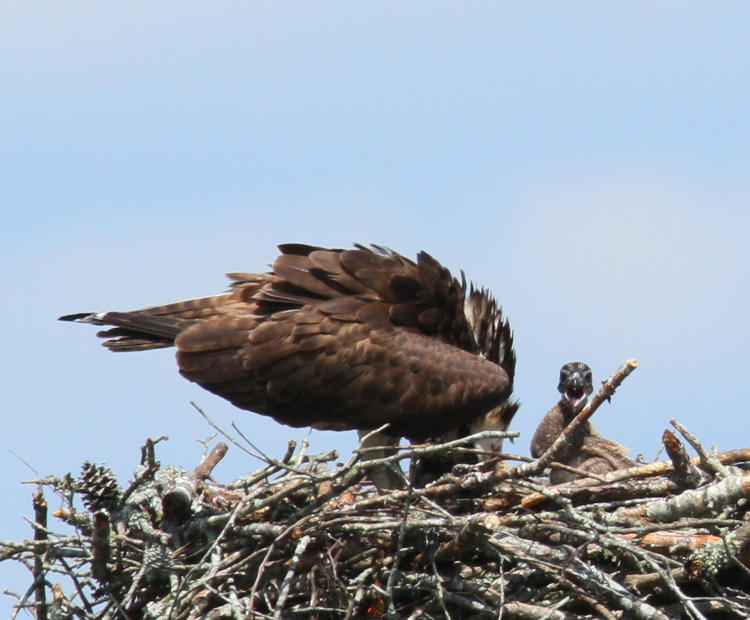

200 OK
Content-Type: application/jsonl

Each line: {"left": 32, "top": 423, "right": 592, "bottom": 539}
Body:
{"left": 5, "top": 361, "right": 750, "bottom": 619}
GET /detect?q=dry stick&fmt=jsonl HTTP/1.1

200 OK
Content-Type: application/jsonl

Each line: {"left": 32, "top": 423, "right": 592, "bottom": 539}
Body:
{"left": 616, "top": 472, "right": 750, "bottom": 522}
{"left": 192, "top": 401, "right": 269, "bottom": 464}
{"left": 521, "top": 463, "right": 723, "bottom": 511}
{"left": 671, "top": 419, "right": 727, "bottom": 477}
{"left": 232, "top": 421, "right": 315, "bottom": 476}
{"left": 662, "top": 429, "right": 705, "bottom": 488}
{"left": 91, "top": 510, "right": 113, "bottom": 585}
{"left": 385, "top": 463, "right": 417, "bottom": 619}
{"left": 533, "top": 445, "right": 750, "bottom": 504}
{"left": 227, "top": 441, "right": 298, "bottom": 490}
{"left": 620, "top": 530, "right": 720, "bottom": 553}
{"left": 544, "top": 462, "right": 611, "bottom": 484}
{"left": 117, "top": 436, "right": 167, "bottom": 510}
{"left": 32, "top": 489, "right": 48, "bottom": 620}
{"left": 194, "top": 442, "right": 229, "bottom": 480}
{"left": 225, "top": 575, "right": 245, "bottom": 620}
{"left": 273, "top": 534, "right": 311, "bottom": 619}
{"left": 120, "top": 560, "right": 150, "bottom": 611}
{"left": 664, "top": 600, "right": 750, "bottom": 619}
{"left": 291, "top": 438, "right": 310, "bottom": 469}
{"left": 195, "top": 401, "right": 333, "bottom": 482}
{"left": 495, "top": 537, "right": 644, "bottom": 620}
{"left": 501, "top": 601, "right": 572, "bottom": 619}
{"left": 10, "top": 585, "right": 39, "bottom": 620}
{"left": 614, "top": 446, "right": 750, "bottom": 482}
{"left": 56, "top": 556, "right": 95, "bottom": 616}
{"left": 495, "top": 549, "right": 506, "bottom": 620}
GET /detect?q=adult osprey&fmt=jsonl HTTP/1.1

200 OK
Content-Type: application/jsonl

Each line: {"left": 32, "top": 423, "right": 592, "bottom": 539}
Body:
{"left": 530, "top": 362, "right": 634, "bottom": 484}
{"left": 61, "top": 244, "right": 518, "bottom": 488}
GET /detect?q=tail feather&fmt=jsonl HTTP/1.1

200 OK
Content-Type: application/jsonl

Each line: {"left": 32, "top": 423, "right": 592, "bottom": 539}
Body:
{"left": 59, "top": 311, "right": 184, "bottom": 352}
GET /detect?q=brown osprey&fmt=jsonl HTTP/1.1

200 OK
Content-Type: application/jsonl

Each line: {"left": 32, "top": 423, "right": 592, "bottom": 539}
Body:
{"left": 530, "top": 362, "right": 635, "bottom": 484}
{"left": 61, "top": 244, "right": 518, "bottom": 489}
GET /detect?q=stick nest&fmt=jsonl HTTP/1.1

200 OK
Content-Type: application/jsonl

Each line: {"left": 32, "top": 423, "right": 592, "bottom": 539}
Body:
{"left": 5, "top": 361, "right": 750, "bottom": 619}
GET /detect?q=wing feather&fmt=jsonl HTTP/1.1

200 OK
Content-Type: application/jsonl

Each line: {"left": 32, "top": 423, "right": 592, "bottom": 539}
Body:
{"left": 271, "top": 253, "right": 343, "bottom": 299}
{"left": 62, "top": 242, "right": 516, "bottom": 441}
{"left": 308, "top": 250, "right": 370, "bottom": 293}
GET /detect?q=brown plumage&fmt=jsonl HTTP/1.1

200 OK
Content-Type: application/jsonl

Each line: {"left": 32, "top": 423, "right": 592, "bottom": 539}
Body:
{"left": 61, "top": 244, "right": 518, "bottom": 487}
{"left": 530, "top": 362, "right": 635, "bottom": 484}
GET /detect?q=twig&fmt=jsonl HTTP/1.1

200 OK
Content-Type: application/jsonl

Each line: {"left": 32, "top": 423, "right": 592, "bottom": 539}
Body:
{"left": 117, "top": 436, "right": 167, "bottom": 509}
{"left": 672, "top": 419, "right": 727, "bottom": 478}
{"left": 618, "top": 471, "right": 750, "bottom": 522}
{"left": 32, "top": 489, "right": 48, "bottom": 620}
{"left": 90, "top": 510, "right": 111, "bottom": 582}
{"left": 194, "top": 441, "right": 229, "bottom": 480}
{"left": 385, "top": 462, "right": 416, "bottom": 619}
{"left": 273, "top": 535, "right": 311, "bottom": 619}
{"left": 663, "top": 429, "right": 705, "bottom": 488}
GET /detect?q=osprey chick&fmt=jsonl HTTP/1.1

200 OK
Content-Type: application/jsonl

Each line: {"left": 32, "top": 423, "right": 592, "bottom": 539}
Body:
{"left": 61, "top": 244, "right": 518, "bottom": 489}
{"left": 530, "top": 362, "right": 634, "bottom": 484}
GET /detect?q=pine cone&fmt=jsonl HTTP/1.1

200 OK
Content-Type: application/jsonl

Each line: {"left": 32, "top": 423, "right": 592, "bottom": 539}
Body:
{"left": 77, "top": 462, "right": 122, "bottom": 513}
{"left": 143, "top": 544, "right": 173, "bottom": 579}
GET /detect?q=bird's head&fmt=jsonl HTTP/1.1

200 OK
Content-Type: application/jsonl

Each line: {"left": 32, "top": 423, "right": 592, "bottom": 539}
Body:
{"left": 468, "top": 400, "right": 520, "bottom": 454}
{"left": 557, "top": 362, "right": 593, "bottom": 413}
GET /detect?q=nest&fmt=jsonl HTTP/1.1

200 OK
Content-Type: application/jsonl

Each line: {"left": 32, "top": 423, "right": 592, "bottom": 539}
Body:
{"left": 5, "top": 360, "right": 750, "bottom": 619}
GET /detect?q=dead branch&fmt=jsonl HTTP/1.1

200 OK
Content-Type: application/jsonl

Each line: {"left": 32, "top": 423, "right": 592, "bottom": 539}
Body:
{"left": 90, "top": 510, "right": 111, "bottom": 582}
{"left": 618, "top": 471, "right": 750, "bottom": 522}
{"left": 193, "top": 441, "right": 229, "bottom": 480}
{"left": 521, "top": 444, "right": 750, "bottom": 509}
{"left": 32, "top": 490, "right": 48, "bottom": 620}
{"left": 662, "top": 429, "right": 706, "bottom": 488}
{"left": 671, "top": 419, "right": 728, "bottom": 478}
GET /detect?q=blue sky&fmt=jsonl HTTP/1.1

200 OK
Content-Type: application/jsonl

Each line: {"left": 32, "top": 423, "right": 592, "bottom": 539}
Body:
{"left": 2, "top": 3, "right": 749, "bottom": 610}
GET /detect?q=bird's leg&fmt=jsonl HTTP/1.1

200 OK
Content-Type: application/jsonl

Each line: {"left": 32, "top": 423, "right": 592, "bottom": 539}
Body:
{"left": 356, "top": 430, "right": 405, "bottom": 492}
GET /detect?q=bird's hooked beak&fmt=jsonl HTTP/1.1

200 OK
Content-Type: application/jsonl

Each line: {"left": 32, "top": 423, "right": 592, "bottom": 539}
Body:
{"left": 561, "top": 380, "right": 589, "bottom": 411}
{"left": 558, "top": 362, "right": 593, "bottom": 413}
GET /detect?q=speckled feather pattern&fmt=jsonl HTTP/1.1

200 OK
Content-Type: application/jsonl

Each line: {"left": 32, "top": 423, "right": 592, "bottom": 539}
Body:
{"left": 63, "top": 244, "right": 517, "bottom": 443}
